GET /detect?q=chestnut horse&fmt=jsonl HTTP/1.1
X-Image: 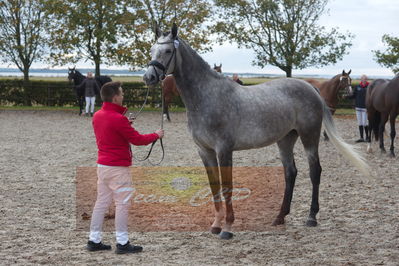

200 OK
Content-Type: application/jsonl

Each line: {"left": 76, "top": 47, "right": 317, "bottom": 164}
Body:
{"left": 213, "top": 63, "right": 222, "bottom": 73}
{"left": 162, "top": 75, "right": 179, "bottom": 121}
{"left": 366, "top": 75, "right": 399, "bottom": 156}
{"left": 306, "top": 70, "right": 353, "bottom": 115}
{"left": 307, "top": 70, "right": 353, "bottom": 139}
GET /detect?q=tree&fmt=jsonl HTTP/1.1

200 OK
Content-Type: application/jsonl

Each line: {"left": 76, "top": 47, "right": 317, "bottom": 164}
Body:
{"left": 115, "top": 0, "right": 214, "bottom": 68}
{"left": 44, "top": 0, "right": 213, "bottom": 73}
{"left": 373, "top": 34, "right": 399, "bottom": 74}
{"left": 0, "top": 0, "right": 48, "bottom": 81}
{"left": 44, "top": 0, "right": 127, "bottom": 76}
{"left": 213, "top": 0, "right": 354, "bottom": 77}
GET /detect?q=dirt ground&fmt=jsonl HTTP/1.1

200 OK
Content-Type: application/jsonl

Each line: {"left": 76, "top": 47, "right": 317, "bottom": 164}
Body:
{"left": 0, "top": 110, "right": 398, "bottom": 265}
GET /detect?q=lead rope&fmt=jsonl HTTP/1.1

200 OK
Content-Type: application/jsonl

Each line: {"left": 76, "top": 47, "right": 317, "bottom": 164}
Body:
{"left": 132, "top": 83, "right": 165, "bottom": 165}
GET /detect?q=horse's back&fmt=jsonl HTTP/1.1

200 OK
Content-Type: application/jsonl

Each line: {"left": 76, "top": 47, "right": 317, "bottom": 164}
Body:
{"left": 367, "top": 79, "right": 390, "bottom": 111}
{"left": 96, "top": 76, "right": 112, "bottom": 87}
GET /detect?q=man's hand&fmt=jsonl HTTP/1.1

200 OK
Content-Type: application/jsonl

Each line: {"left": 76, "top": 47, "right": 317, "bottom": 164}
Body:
{"left": 155, "top": 129, "right": 164, "bottom": 138}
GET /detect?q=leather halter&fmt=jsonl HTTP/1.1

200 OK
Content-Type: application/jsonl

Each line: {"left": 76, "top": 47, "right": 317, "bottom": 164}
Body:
{"left": 148, "top": 39, "right": 178, "bottom": 82}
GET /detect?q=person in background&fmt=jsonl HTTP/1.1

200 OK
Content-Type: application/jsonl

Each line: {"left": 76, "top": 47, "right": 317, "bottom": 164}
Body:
{"left": 87, "top": 81, "right": 164, "bottom": 254}
{"left": 348, "top": 74, "right": 369, "bottom": 142}
{"left": 76, "top": 72, "right": 100, "bottom": 117}
{"left": 233, "top": 74, "right": 243, "bottom": 85}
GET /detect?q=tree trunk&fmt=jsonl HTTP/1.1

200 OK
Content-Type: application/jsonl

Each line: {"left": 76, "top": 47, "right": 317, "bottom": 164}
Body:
{"left": 285, "top": 67, "right": 292, "bottom": 78}
{"left": 23, "top": 67, "right": 32, "bottom": 106}
{"left": 95, "top": 60, "right": 100, "bottom": 77}
{"left": 23, "top": 68, "right": 29, "bottom": 82}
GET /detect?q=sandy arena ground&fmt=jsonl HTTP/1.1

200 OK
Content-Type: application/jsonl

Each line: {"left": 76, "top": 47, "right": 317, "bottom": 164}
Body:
{"left": 0, "top": 110, "right": 398, "bottom": 265}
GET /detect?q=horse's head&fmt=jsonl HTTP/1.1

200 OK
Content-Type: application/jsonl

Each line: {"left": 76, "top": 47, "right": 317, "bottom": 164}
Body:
{"left": 213, "top": 64, "right": 222, "bottom": 73}
{"left": 68, "top": 66, "right": 76, "bottom": 82}
{"left": 339, "top": 69, "right": 352, "bottom": 95}
{"left": 143, "top": 24, "right": 179, "bottom": 86}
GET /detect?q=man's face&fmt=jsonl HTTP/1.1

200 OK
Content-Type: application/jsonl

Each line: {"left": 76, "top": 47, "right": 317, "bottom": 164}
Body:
{"left": 113, "top": 87, "right": 124, "bottom": 106}
{"left": 361, "top": 75, "right": 368, "bottom": 83}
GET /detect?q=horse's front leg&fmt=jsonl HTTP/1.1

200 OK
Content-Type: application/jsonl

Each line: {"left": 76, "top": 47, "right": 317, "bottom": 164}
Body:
{"left": 218, "top": 150, "right": 234, "bottom": 240}
{"left": 198, "top": 148, "right": 223, "bottom": 234}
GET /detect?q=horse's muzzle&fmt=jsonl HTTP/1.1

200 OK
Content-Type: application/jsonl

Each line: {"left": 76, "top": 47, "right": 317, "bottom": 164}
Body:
{"left": 143, "top": 69, "right": 159, "bottom": 86}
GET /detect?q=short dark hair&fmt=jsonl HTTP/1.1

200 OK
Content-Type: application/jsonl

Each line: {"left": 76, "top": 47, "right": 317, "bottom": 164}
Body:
{"left": 101, "top": 81, "right": 122, "bottom": 102}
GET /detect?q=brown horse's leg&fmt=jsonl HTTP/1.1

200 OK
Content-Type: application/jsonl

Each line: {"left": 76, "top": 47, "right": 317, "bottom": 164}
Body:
{"left": 198, "top": 148, "right": 223, "bottom": 234}
{"left": 389, "top": 113, "right": 397, "bottom": 157}
{"left": 273, "top": 130, "right": 298, "bottom": 226}
{"left": 163, "top": 96, "right": 171, "bottom": 122}
{"left": 218, "top": 151, "right": 234, "bottom": 240}
{"left": 379, "top": 113, "right": 389, "bottom": 153}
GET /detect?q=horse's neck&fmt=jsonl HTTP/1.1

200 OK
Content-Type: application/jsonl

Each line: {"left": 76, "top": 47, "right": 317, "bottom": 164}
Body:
{"left": 173, "top": 41, "right": 223, "bottom": 108}
{"left": 323, "top": 76, "right": 341, "bottom": 96}
{"left": 75, "top": 72, "right": 85, "bottom": 85}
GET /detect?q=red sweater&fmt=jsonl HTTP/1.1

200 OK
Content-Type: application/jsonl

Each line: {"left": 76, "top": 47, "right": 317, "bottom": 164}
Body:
{"left": 92, "top": 102, "right": 159, "bottom": 166}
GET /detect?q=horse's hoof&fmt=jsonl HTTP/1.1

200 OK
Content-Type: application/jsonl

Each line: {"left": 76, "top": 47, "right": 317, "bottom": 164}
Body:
{"left": 210, "top": 227, "right": 222, "bottom": 234}
{"left": 367, "top": 145, "right": 372, "bottom": 153}
{"left": 272, "top": 217, "right": 285, "bottom": 226}
{"left": 389, "top": 152, "right": 395, "bottom": 158}
{"left": 305, "top": 219, "right": 318, "bottom": 227}
{"left": 219, "top": 231, "right": 234, "bottom": 240}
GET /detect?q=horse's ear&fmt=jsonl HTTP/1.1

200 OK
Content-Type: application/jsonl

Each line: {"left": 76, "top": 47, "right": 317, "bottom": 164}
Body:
{"left": 171, "top": 23, "right": 178, "bottom": 39}
{"left": 348, "top": 69, "right": 352, "bottom": 75}
{"left": 220, "top": 63, "right": 222, "bottom": 67}
{"left": 154, "top": 22, "right": 162, "bottom": 39}
{"left": 342, "top": 70, "right": 345, "bottom": 75}
{"left": 214, "top": 64, "right": 216, "bottom": 68}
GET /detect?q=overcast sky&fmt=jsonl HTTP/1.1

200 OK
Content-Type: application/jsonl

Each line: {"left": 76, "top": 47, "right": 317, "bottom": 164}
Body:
{"left": 2, "top": 0, "right": 398, "bottom": 78}
{"left": 201, "top": 0, "right": 399, "bottom": 77}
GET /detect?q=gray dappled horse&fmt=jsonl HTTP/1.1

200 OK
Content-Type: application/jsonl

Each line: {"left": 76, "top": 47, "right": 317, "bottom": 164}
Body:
{"left": 143, "top": 24, "right": 369, "bottom": 240}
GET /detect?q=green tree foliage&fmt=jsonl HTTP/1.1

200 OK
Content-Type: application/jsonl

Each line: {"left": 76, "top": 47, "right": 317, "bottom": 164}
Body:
{"left": 44, "top": 0, "right": 213, "bottom": 74}
{"left": 373, "top": 34, "right": 399, "bottom": 74}
{"left": 0, "top": 0, "right": 48, "bottom": 81}
{"left": 44, "top": 0, "right": 128, "bottom": 76}
{"left": 213, "top": 0, "right": 354, "bottom": 77}
{"left": 115, "top": 0, "right": 214, "bottom": 68}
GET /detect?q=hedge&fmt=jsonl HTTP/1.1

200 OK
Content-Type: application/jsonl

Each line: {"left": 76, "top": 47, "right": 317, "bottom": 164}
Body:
{"left": 0, "top": 79, "right": 183, "bottom": 108}
{"left": 0, "top": 79, "right": 355, "bottom": 108}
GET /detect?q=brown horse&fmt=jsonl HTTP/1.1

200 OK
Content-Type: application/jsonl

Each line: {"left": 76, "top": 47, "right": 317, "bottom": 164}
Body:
{"left": 307, "top": 70, "right": 353, "bottom": 139}
{"left": 162, "top": 75, "right": 179, "bottom": 121}
{"left": 213, "top": 63, "right": 222, "bottom": 73}
{"left": 306, "top": 70, "right": 352, "bottom": 115}
{"left": 366, "top": 75, "right": 399, "bottom": 157}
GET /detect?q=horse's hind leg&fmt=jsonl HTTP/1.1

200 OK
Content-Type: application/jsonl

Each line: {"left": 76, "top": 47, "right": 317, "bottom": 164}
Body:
{"left": 300, "top": 132, "right": 322, "bottom": 227}
{"left": 389, "top": 113, "right": 397, "bottom": 157}
{"left": 198, "top": 147, "right": 223, "bottom": 235}
{"left": 379, "top": 113, "right": 389, "bottom": 153}
{"left": 273, "top": 130, "right": 298, "bottom": 226}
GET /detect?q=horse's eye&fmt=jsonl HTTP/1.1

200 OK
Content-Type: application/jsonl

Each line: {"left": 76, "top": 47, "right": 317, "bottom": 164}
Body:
{"left": 165, "top": 50, "right": 172, "bottom": 54}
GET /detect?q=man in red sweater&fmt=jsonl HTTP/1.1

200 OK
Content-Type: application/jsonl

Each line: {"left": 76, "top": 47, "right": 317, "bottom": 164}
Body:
{"left": 87, "top": 81, "right": 164, "bottom": 254}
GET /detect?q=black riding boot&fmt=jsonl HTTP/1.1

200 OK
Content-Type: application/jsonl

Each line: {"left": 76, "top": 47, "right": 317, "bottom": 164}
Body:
{"left": 365, "top": 126, "right": 370, "bottom": 142}
{"left": 356, "top": 126, "right": 364, "bottom": 142}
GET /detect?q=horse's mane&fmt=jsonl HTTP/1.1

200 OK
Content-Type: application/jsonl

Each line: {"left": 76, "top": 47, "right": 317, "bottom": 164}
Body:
{"left": 74, "top": 70, "right": 85, "bottom": 79}
{"left": 178, "top": 38, "right": 225, "bottom": 81}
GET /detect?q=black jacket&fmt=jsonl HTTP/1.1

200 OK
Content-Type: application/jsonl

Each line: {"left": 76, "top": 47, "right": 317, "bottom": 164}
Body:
{"left": 76, "top": 78, "right": 100, "bottom": 97}
{"left": 348, "top": 83, "right": 367, "bottom": 108}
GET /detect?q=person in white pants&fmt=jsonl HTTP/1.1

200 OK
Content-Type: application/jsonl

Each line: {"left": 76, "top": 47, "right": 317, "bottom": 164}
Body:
{"left": 348, "top": 75, "right": 370, "bottom": 142}
{"left": 77, "top": 72, "right": 100, "bottom": 117}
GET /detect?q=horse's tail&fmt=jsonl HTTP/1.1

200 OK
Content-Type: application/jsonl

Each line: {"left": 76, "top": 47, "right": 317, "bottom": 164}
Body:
{"left": 321, "top": 100, "right": 371, "bottom": 177}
